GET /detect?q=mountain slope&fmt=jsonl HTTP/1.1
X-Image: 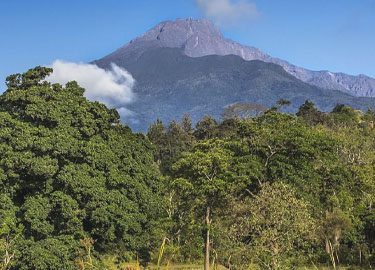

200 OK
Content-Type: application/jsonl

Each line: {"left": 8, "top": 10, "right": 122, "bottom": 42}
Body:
{"left": 95, "top": 47, "right": 375, "bottom": 131}
{"left": 99, "top": 18, "right": 375, "bottom": 97}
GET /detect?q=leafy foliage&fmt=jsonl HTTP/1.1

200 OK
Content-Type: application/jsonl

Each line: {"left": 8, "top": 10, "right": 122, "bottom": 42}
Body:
{"left": 0, "top": 67, "right": 162, "bottom": 268}
{"left": 236, "top": 182, "right": 317, "bottom": 269}
{"left": 0, "top": 66, "right": 374, "bottom": 269}
{"left": 148, "top": 101, "right": 375, "bottom": 269}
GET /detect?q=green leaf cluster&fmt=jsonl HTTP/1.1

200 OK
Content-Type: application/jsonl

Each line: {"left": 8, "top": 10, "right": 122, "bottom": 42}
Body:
{"left": 0, "top": 67, "right": 162, "bottom": 269}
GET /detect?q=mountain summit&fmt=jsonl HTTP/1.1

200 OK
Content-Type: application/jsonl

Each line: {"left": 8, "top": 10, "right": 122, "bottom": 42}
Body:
{"left": 101, "top": 18, "right": 375, "bottom": 97}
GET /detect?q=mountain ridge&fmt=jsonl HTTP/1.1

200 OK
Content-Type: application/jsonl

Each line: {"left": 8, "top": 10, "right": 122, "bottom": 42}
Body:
{"left": 95, "top": 47, "right": 375, "bottom": 131}
{"left": 102, "top": 18, "right": 375, "bottom": 97}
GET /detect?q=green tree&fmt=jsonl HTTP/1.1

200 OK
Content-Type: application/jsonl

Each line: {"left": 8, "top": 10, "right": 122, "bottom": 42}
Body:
{"left": 296, "top": 100, "right": 327, "bottom": 125}
{"left": 181, "top": 114, "right": 194, "bottom": 135}
{"left": 330, "top": 104, "right": 362, "bottom": 127}
{"left": 0, "top": 67, "right": 163, "bottom": 268}
{"left": 148, "top": 117, "right": 195, "bottom": 174}
{"left": 319, "top": 209, "right": 352, "bottom": 270}
{"left": 0, "top": 195, "right": 22, "bottom": 270}
{"left": 194, "top": 116, "right": 218, "bottom": 140}
{"left": 172, "top": 140, "right": 234, "bottom": 270}
{"left": 236, "top": 182, "right": 316, "bottom": 270}
{"left": 147, "top": 118, "right": 167, "bottom": 165}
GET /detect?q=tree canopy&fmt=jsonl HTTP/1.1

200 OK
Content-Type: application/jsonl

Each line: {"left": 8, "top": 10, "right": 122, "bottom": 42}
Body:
{"left": 147, "top": 103, "right": 375, "bottom": 270}
{"left": 0, "top": 67, "right": 162, "bottom": 269}
{"left": 0, "top": 67, "right": 374, "bottom": 269}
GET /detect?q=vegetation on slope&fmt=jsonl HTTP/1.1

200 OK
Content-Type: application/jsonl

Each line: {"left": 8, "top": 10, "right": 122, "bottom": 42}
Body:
{"left": 0, "top": 67, "right": 374, "bottom": 269}
{"left": 148, "top": 102, "right": 375, "bottom": 270}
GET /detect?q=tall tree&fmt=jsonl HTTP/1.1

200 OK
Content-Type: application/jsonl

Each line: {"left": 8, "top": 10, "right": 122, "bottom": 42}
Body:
{"left": 172, "top": 140, "right": 234, "bottom": 270}
{"left": 194, "top": 116, "right": 218, "bottom": 140}
{"left": 296, "top": 100, "right": 327, "bottom": 125}
{"left": 236, "top": 182, "right": 316, "bottom": 270}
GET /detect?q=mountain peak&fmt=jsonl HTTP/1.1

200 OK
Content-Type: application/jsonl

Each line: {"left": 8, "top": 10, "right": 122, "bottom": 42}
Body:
{"left": 128, "top": 18, "right": 232, "bottom": 57}
{"left": 140, "top": 18, "right": 223, "bottom": 42}
{"left": 126, "top": 18, "right": 266, "bottom": 60}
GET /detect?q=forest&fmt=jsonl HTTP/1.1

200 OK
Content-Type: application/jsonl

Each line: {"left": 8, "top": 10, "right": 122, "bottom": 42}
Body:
{"left": 0, "top": 67, "right": 374, "bottom": 270}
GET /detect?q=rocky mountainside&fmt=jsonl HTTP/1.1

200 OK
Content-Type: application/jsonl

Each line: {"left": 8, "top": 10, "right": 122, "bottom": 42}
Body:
{"left": 100, "top": 18, "right": 375, "bottom": 97}
{"left": 95, "top": 47, "right": 375, "bottom": 131}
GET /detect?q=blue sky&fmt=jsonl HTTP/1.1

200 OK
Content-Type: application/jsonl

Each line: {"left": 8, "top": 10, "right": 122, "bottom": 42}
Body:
{"left": 0, "top": 0, "right": 374, "bottom": 91}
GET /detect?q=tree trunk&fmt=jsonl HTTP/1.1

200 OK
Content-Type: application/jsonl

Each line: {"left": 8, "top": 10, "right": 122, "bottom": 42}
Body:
{"left": 204, "top": 206, "right": 211, "bottom": 270}
{"left": 326, "top": 239, "right": 336, "bottom": 270}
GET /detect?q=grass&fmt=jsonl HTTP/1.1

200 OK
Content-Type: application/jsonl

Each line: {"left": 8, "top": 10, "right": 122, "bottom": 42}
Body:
{"left": 148, "top": 264, "right": 228, "bottom": 270}
{"left": 101, "top": 261, "right": 372, "bottom": 270}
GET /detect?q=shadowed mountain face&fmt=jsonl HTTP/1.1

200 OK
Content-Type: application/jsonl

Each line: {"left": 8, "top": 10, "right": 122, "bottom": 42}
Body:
{"left": 98, "top": 18, "right": 375, "bottom": 98}
{"left": 95, "top": 47, "right": 375, "bottom": 131}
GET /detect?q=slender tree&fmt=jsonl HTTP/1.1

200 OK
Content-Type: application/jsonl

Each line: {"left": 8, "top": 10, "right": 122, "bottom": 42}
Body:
{"left": 172, "top": 140, "right": 234, "bottom": 270}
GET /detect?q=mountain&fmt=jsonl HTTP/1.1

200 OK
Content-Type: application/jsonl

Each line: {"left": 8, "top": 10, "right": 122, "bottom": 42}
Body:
{"left": 98, "top": 18, "right": 375, "bottom": 98}
{"left": 94, "top": 46, "right": 375, "bottom": 131}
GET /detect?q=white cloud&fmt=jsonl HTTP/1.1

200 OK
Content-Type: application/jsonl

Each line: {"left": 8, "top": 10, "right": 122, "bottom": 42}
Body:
{"left": 47, "top": 60, "right": 136, "bottom": 119}
{"left": 196, "top": 0, "right": 259, "bottom": 25}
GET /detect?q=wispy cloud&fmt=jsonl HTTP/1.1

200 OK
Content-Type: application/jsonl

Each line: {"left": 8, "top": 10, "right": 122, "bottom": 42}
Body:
{"left": 47, "top": 60, "right": 136, "bottom": 119}
{"left": 196, "top": 0, "right": 259, "bottom": 25}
